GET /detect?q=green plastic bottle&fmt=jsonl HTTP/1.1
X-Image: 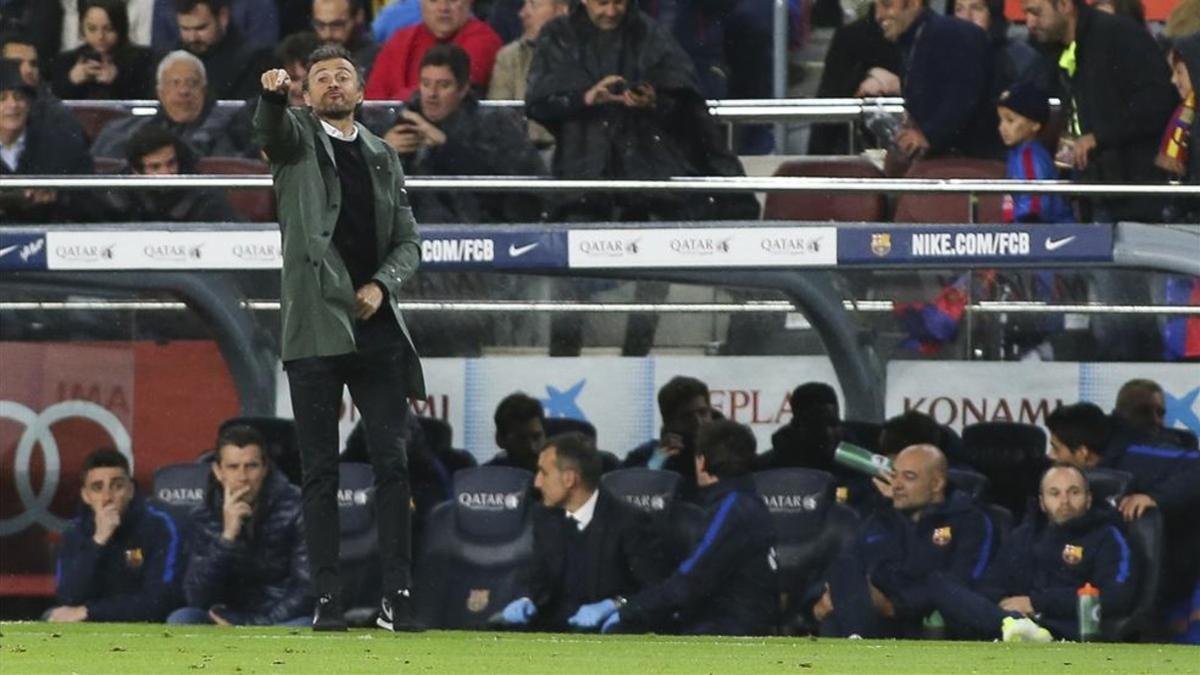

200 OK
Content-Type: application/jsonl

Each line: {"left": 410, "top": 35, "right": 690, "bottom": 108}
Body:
{"left": 1077, "top": 582, "right": 1101, "bottom": 642}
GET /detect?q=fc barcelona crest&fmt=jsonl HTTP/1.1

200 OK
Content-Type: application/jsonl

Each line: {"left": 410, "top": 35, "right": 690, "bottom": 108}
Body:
{"left": 466, "top": 588, "right": 491, "bottom": 613}
{"left": 870, "top": 233, "right": 892, "bottom": 257}
{"left": 932, "top": 527, "right": 952, "bottom": 546}
{"left": 124, "top": 548, "right": 144, "bottom": 569}
{"left": 1062, "top": 544, "right": 1084, "bottom": 566}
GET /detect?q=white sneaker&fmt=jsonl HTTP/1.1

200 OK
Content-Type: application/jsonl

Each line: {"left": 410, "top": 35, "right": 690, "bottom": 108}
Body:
{"left": 1002, "top": 616, "right": 1053, "bottom": 643}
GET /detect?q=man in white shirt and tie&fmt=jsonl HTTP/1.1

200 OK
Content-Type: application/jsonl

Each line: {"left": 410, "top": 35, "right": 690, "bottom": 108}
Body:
{"left": 498, "top": 432, "right": 668, "bottom": 630}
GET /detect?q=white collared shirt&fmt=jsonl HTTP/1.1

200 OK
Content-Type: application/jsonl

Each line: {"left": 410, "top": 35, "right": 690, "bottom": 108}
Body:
{"left": 319, "top": 117, "right": 359, "bottom": 142}
{"left": 0, "top": 131, "right": 27, "bottom": 172}
{"left": 566, "top": 489, "right": 599, "bottom": 531}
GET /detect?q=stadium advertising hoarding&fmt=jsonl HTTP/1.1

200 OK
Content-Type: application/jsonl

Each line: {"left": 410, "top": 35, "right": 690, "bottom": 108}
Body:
{"left": 4, "top": 225, "right": 1121, "bottom": 271}
{"left": 838, "top": 223, "right": 1114, "bottom": 265}
{"left": 567, "top": 227, "right": 838, "bottom": 269}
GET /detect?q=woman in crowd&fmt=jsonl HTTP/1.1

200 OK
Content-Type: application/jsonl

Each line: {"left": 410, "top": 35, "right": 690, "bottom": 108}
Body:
{"left": 52, "top": 0, "right": 153, "bottom": 99}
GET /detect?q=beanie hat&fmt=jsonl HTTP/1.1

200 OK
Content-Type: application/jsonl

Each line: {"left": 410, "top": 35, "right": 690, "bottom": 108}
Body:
{"left": 997, "top": 81, "right": 1050, "bottom": 125}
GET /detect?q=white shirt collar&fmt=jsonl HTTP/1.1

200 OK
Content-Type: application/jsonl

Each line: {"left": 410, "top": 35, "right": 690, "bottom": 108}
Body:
{"left": 566, "top": 488, "right": 599, "bottom": 531}
{"left": 0, "top": 131, "right": 27, "bottom": 171}
{"left": 318, "top": 117, "right": 359, "bottom": 141}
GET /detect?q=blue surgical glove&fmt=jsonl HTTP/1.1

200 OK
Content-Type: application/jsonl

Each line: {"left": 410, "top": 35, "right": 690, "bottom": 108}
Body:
{"left": 567, "top": 598, "right": 619, "bottom": 629}
{"left": 601, "top": 611, "right": 621, "bottom": 634}
{"left": 501, "top": 597, "right": 536, "bottom": 625}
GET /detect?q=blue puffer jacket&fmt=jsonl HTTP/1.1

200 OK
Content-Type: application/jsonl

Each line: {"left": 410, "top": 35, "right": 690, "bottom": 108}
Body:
{"left": 182, "top": 471, "right": 313, "bottom": 624}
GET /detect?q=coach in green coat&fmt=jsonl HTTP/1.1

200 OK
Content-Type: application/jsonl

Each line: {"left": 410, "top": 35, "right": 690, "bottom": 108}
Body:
{"left": 252, "top": 44, "right": 423, "bottom": 633}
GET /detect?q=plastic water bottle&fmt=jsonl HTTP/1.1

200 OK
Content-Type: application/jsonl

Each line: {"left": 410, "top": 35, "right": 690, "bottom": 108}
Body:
{"left": 833, "top": 442, "right": 892, "bottom": 478}
{"left": 864, "top": 102, "right": 901, "bottom": 151}
{"left": 1077, "top": 582, "right": 1101, "bottom": 642}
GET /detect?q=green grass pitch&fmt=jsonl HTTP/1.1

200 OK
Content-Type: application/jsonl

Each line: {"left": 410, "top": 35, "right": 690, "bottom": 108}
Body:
{"left": 1, "top": 623, "right": 1195, "bottom": 673}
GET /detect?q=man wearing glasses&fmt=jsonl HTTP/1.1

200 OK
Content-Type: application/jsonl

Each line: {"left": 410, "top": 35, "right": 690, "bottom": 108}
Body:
{"left": 48, "top": 448, "right": 184, "bottom": 623}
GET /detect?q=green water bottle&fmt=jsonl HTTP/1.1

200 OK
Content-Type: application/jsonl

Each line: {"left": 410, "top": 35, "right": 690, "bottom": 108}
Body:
{"left": 833, "top": 442, "right": 892, "bottom": 478}
{"left": 1077, "top": 582, "right": 1101, "bottom": 642}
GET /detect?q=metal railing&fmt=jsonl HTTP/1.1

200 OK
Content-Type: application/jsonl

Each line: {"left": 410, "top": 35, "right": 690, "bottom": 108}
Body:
{"left": 6, "top": 174, "right": 1199, "bottom": 197}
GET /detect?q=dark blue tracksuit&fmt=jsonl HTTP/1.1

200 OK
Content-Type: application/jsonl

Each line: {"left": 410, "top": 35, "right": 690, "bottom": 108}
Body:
{"left": 823, "top": 490, "right": 996, "bottom": 638}
{"left": 622, "top": 475, "right": 778, "bottom": 635}
{"left": 930, "top": 504, "right": 1137, "bottom": 640}
{"left": 1104, "top": 429, "right": 1200, "bottom": 608}
{"left": 56, "top": 495, "right": 184, "bottom": 621}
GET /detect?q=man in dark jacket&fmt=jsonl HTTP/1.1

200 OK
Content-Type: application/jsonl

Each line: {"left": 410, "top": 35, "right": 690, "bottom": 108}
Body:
{"left": 91, "top": 50, "right": 246, "bottom": 160}
{"left": 48, "top": 448, "right": 183, "bottom": 623}
{"left": 170, "top": 0, "right": 271, "bottom": 100}
{"left": 756, "top": 382, "right": 842, "bottom": 472}
{"left": 877, "top": 0, "right": 1000, "bottom": 160}
{"left": 0, "top": 59, "right": 94, "bottom": 223}
{"left": 100, "top": 124, "right": 239, "bottom": 222}
{"left": 577, "top": 419, "right": 777, "bottom": 635}
{"left": 623, "top": 376, "right": 713, "bottom": 502}
{"left": 1047, "top": 400, "right": 1200, "bottom": 629}
{"left": 168, "top": 425, "right": 314, "bottom": 626}
{"left": 383, "top": 44, "right": 547, "bottom": 224}
{"left": 1023, "top": 0, "right": 1177, "bottom": 221}
{"left": 526, "top": 0, "right": 756, "bottom": 357}
{"left": 498, "top": 432, "right": 668, "bottom": 630}
{"left": 816, "top": 444, "right": 997, "bottom": 638}
{"left": 485, "top": 392, "right": 547, "bottom": 473}
{"left": 929, "top": 463, "right": 1138, "bottom": 641}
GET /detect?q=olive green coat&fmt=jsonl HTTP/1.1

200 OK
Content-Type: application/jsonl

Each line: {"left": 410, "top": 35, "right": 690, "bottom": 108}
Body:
{"left": 252, "top": 95, "right": 425, "bottom": 398}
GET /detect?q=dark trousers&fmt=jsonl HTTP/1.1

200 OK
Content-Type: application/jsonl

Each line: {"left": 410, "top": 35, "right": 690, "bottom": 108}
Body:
{"left": 285, "top": 347, "right": 413, "bottom": 598}
{"left": 927, "top": 572, "right": 1074, "bottom": 640}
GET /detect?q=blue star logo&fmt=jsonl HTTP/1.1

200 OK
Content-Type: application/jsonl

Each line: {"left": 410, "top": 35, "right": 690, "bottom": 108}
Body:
{"left": 540, "top": 380, "right": 587, "bottom": 420}
{"left": 1165, "top": 387, "right": 1200, "bottom": 435}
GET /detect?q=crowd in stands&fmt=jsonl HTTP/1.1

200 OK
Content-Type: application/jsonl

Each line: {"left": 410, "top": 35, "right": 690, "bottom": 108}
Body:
{"left": 45, "top": 373, "right": 1199, "bottom": 643}
{"left": 3, "top": 0, "right": 1194, "bottom": 221}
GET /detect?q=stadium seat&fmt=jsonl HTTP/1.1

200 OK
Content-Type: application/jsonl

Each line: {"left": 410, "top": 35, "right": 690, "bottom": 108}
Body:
{"left": 69, "top": 104, "right": 130, "bottom": 145}
{"left": 151, "top": 462, "right": 211, "bottom": 535}
{"left": 960, "top": 422, "right": 1048, "bottom": 523}
{"left": 893, "top": 158, "right": 1006, "bottom": 224}
{"left": 947, "top": 467, "right": 990, "bottom": 500}
{"left": 600, "top": 468, "right": 706, "bottom": 563}
{"left": 412, "top": 466, "right": 535, "bottom": 629}
{"left": 1085, "top": 468, "right": 1134, "bottom": 507}
{"left": 1103, "top": 508, "right": 1163, "bottom": 641}
{"left": 195, "top": 156, "right": 275, "bottom": 222}
{"left": 752, "top": 468, "right": 860, "bottom": 635}
{"left": 763, "top": 158, "right": 886, "bottom": 222}
{"left": 217, "top": 416, "right": 301, "bottom": 485}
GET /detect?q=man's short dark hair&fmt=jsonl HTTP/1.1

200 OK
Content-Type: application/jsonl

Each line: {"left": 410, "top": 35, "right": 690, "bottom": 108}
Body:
{"left": 175, "top": 0, "right": 227, "bottom": 14}
{"left": 419, "top": 43, "right": 469, "bottom": 87}
{"left": 789, "top": 382, "right": 839, "bottom": 426}
{"left": 0, "top": 31, "right": 35, "bottom": 55}
{"left": 275, "top": 31, "right": 320, "bottom": 69}
{"left": 1046, "top": 402, "right": 1111, "bottom": 454}
{"left": 696, "top": 420, "right": 756, "bottom": 479}
{"left": 126, "top": 123, "right": 194, "bottom": 172}
{"left": 81, "top": 447, "right": 131, "bottom": 481}
{"left": 544, "top": 431, "right": 602, "bottom": 489}
{"left": 494, "top": 392, "right": 544, "bottom": 436}
{"left": 302, "top": 43, "right": 362, "bottom": 91}
{"left": 1039, "top": 461, "right": 1091, "bottom": 495}
{"left": 658, "top": 376, "right": 709, "bottom": 421}
{"left": 879, "top": 410, "right": 942, "bottom": 457}
{"left": 214, "top": 424, "right": 266, "bottom": 463}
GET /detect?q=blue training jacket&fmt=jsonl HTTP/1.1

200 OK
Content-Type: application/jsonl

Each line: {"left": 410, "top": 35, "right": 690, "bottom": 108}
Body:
{"left": 56, "top": 495, "right": 184, "bottom": 621}
{"left": 979, "top": 504, "right": 1137, "bottom": 639}
{"left": 856, "top": 489, "right": 997, "bottom": 620}
{"left": 623, "top": 475, "right": 778, "bottom": 635}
